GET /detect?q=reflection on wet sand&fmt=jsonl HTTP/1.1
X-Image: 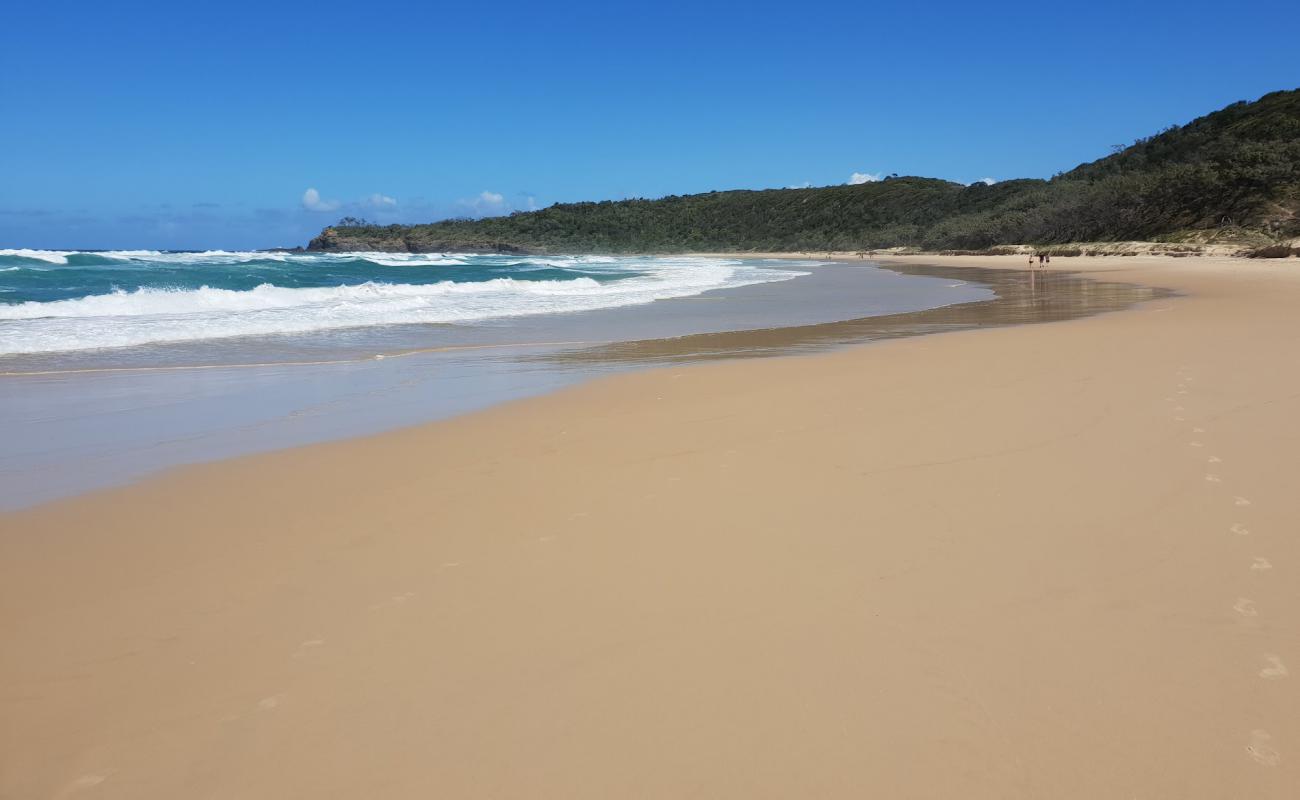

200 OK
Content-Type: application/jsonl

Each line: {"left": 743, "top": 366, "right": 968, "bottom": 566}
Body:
{"left": 537, "top": 263, "right": 1171, "bottom": 365}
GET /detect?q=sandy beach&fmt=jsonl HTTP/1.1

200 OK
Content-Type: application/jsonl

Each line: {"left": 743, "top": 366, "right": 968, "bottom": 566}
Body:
{"left": 3, "top": 254, "right": 1298, "bottom": 798}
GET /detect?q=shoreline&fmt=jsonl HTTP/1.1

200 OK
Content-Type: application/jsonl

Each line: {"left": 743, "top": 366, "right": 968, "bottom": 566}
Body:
{"left": 0, "top": 259, "right": 994, "bottom": 509}
{"left": 0, "top": 258, "right": 1166, "bottom": 511}
{"left": 3, "top": 254, "right": 1299, "bottom": 797}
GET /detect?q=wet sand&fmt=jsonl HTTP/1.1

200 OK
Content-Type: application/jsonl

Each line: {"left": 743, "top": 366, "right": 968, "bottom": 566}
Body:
{"left": 540, "top": 262, "right": 1166, "bottom": 364}
{"left": 2, "top": 255, "right": 1299, "bottom": 798}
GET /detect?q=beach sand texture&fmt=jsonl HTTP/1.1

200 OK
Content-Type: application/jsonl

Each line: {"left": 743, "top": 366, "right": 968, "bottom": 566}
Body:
{"left": 2, "top": 255, "right": 1298, "bottom": 798}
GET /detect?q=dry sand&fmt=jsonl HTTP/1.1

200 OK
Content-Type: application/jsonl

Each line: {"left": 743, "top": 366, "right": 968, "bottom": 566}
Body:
{"left": 2, "top": 255, "right": 1298, "bottom": 798}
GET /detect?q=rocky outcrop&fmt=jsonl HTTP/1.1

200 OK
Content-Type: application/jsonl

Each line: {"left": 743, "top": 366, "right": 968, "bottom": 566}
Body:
{"left": 307, "top": 227, "right": 532, "bottom": 255}
{"left": 1247, "top": 238, "right": 1300, "bottom": 258}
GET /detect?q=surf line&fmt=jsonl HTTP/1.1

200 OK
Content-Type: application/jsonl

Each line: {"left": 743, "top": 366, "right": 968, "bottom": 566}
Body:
{"left": 0, "top": 340, "right": 601, "bottom": 377}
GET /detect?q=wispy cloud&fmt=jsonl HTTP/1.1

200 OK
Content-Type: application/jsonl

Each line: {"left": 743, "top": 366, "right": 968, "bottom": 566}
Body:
{"left": 976, "top": 177, "right": 996, "bottom": 185}
{"left": 301, "top": 188, "right": 340, "bottom": 212}
{"left": 365, "top": 193, "right": 397, "bottom": 209}
{"left": 459, "top": 190, "right": 509, "bottom": 217}
{"left": 848, "top": 172, "right": 882, "bottom": 185}
{"left": 786, "top": 181, "right": 813, "bottom": 189}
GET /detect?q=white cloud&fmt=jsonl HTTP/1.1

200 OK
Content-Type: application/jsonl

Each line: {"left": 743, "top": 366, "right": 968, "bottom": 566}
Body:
{"left": 977, "top": 177, "right": 996, "bottom": 186}
{"left": 365, "top": 193, "right": 398, "bottom": 208}
{"left": 849, "top": 172, "right": 882, "bottom": 185}
{"left": 787, "top": 181, "right": 813, "bottom": 189}
{"left": 301, "top": 188, "right": 340, "bottom": 212}
{"left": 459, "top": 190, "right": 509, "bottom": 217}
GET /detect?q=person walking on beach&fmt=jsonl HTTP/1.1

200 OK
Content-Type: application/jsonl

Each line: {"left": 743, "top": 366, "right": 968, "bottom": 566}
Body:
{"left": 1038, "top": 253, "right": 1045, "bottom": 268}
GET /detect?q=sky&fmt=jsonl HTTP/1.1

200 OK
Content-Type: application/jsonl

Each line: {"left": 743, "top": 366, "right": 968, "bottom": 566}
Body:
{"left": 2, "top": 0, "right": 1297, "bottom": 250}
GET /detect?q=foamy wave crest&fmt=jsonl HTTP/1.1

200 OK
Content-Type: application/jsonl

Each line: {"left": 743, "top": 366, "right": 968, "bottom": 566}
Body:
{"left": 0, "top": 249, "right": 76, "bottom": 264}
{"left": 104, "top": 250, "right": 285, "bottom": 265}
{"left": 0, "top": 257, "right": 806, "bottom": 355}
{"left": 358, "top": 253, "right": 471, "bottom": 267}
{"left": 0, "top": 278, "right": 607, "bottom": 320}
{"left": 0, "top": 248, "right": 288, "bottom": 266}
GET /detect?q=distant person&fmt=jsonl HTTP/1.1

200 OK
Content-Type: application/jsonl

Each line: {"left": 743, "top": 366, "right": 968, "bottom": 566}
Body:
{"left": 1045, "top": 253, "right": 1051, "bottom": 265}
{"left": 1038, "top": 254, "right": 1045, "bottom": 267}
{"left": 1029, "top": 254, "right": 1035, "bottom": 267}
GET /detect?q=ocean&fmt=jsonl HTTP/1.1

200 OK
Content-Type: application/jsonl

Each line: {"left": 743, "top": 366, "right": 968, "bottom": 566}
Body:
{"left": 0, "top": 249, "right": 808, "bottom": 359}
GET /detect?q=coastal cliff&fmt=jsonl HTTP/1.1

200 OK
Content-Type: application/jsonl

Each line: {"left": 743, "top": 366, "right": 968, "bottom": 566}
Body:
{"left": 308, "top": 89, "right": 1300, "bottom": 255}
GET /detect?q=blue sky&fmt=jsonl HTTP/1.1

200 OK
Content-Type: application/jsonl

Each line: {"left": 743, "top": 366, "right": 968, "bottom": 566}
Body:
{"left": 2, "top": 0, "right": 1297, "bottom": 250}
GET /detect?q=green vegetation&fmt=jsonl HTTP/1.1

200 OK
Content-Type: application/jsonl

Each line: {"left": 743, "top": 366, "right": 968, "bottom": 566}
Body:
{"left": 334, "top": 216, "right": 374, "bottom": 228}
{"left": 310, "top": 89, "right": 1300, "bottom": 254}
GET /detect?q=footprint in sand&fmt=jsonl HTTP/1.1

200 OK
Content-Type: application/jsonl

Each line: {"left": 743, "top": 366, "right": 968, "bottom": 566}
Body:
{"left": 1189, "top": 441, "right": 1204, "bottom": 448}
{"left": 1234, "top": 496, "right": 1252, "bottom": 506}
{"left": 1175, "top": 415, "right": 1186, "bottom": 421}
{"left": 1205, "top": 474, "right": 1222, "bottom": 483}
{"left": 1208, "top": 456, "right": 1222, "bottom": 464}
{"left": 62, "top": 774, "right": 108, "bottom": 794}
{"left": 369, "top": 591, "right": 416, "bottom": 610}
{"left": 1247, "top": 730, "right": 1281, "bottom": 766}
{"left": 1192, "top": 427, "right": 1206, "bottom": 434}
{"left": 1231, "top": 523, "right": 1250, "bottom": 536}
{"left": 1260, "top": 655, "right": 1289, "bottom": 680}
{"left": 292, "top": 639, "right": 325, "bottom": 658}
{"left": 1233, "top": 598, "right": 1259, "bottom": 617}
{"left": 1251, "top": 557, "right": 1273, "bottom": 572}
{"left": 258, "top": 694, "right": 285, "bottom": 711}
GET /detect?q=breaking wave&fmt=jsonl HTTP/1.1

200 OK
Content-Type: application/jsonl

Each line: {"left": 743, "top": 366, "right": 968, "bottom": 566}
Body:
{"left": 0, "top": 252, "right": 807, "bottom": 354}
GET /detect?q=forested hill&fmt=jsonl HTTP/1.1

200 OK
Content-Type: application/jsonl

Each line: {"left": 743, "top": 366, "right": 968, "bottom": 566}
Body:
{"left": 309, "top": 89, "right": 1300, "bottom": 254}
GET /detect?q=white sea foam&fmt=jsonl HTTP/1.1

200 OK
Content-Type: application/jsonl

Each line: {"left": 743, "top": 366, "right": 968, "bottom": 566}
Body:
{"left": 0, "top": 248, "right": 283, "bottom": 265}
{"left": 0, "top": 249, "right": 77, "bottom": 264}
{"left": 360, "top": 254, "right": 471, "bottom": 267}
{"left": 0, "top": 249, "right": 629, "bottom": 268}
{"left": 94, "top": 250, "right": 168, "bottom": 259}
{"left": 101, "top": 250, "right": 286, "bottom": 265}
{"left": 0, "top": 256, "right": 807, "bottom": 355}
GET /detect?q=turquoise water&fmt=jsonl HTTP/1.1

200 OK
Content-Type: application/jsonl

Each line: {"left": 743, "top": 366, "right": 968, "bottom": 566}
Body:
{"left": 0, "top": 250, "right": 633, "bottom": 304}
{"left": 0, "top": 249, "right": 807, "bottom": 357}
